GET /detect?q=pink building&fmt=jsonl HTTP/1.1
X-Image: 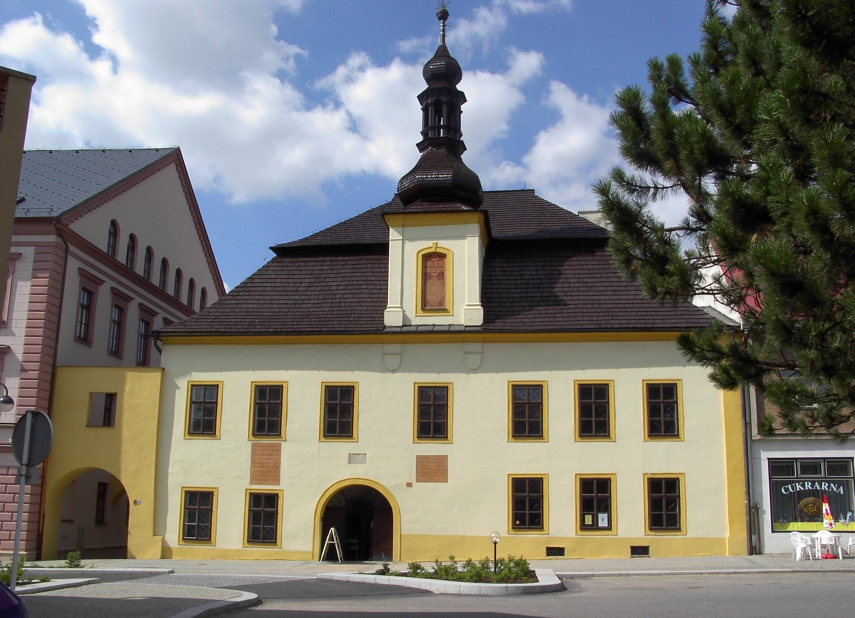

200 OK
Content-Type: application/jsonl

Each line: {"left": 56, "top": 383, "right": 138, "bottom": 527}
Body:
{"left": 1, "top": 148, "right": 224, "bottom": 558}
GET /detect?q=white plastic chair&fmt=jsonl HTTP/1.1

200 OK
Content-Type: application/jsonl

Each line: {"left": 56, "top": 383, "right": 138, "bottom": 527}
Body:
{"left": 790, "top": 531, "right": 813, "bottom": 561}
{"left": 814, "top": 530, "right": 843, "bottom": 559}
{"left": 845, "top": 536, "right": 854, "bottom": 557}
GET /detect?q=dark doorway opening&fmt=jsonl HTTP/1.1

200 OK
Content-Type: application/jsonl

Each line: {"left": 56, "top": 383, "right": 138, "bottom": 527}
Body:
{"left": 321, "top": 485, "right": 393, "bottom": 561}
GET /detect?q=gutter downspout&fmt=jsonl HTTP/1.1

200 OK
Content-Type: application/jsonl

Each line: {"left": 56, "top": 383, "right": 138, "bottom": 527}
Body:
{"left": 36, "top": 224, "right": 69, "bottom": 560}
{"left": 741, "top": 382, "right": 754, "bottom": 555}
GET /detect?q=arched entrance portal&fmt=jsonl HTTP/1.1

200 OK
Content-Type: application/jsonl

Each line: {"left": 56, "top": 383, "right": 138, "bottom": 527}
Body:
{"left": 56, "top": 469, "right": 129, "bottom": 559}
{"left": 320, "top": 484, "right": 395, "bottom": 561}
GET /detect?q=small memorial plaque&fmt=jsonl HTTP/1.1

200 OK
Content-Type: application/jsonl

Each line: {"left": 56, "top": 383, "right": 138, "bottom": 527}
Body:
{"left": 416, "top": 455, "right": 448, "bottom": 483}
{"left": 250, "top": 442, "right": 281, "bottom": 486}
{"left": 348, "top": 453, "right": 367, "bottom": 464}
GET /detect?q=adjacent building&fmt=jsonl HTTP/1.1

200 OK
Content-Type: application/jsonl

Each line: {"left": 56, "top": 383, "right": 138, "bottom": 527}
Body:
{"left": 2, "top": 147, "right": 224, "bottom": 557}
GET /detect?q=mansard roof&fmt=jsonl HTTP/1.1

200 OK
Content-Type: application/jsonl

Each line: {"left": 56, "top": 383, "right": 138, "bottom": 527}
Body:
{"left": 160, "top": 189, "right": 715, "bottom": 337}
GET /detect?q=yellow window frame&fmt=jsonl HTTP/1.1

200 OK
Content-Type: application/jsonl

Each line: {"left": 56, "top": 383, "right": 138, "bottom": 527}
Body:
{"left": 643, "top": 473, "right": 687, "bottom": 536}
{"left": 574, "top": 380, "right": 616, "bottom": 442}
{"left": 507, "top": 473, "right": 549, "bottom": 535}
{"left": 178, "top": 486, "right": 218, "bottom": 546}
{"left": 415, "top": 244, "right": 453, "bottom": 316}
{"left": 319, "top": 382, "right": 359, "bottom": 442}
{"left": 184, "top": 381, "right": 223, "bottom": 440}
{"left": 413, "top": 382, "right": 453, "bottom": 443}
{"left": 507, "top": 381, "right": 548, "bottom": 442}
{"left": 247, "top": 382, "right": 288, "bottom": 441}
{"left": 575, "top": 473, "right": 617, "bottom": 536}
{"left": 642, "top": 379, "right": 684, "bottom": 441}
{"left": 243, "top": 488, "right": 285, "bottom": 548}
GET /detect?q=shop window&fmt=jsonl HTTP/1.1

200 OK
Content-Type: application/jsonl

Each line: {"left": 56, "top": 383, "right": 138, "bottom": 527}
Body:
{"left": 769, "top": 458, "right": 855, "bottom": 532}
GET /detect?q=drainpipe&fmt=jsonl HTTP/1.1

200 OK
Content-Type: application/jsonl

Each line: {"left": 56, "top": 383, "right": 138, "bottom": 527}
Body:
{"left": 740, "top": 383, "right": 754, "bottom": 555}
{"left": 36, "top": 224, "right": 69, "bottom": 560}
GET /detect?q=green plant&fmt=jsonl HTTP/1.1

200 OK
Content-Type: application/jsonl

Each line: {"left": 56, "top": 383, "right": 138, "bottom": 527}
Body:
{"left": 0, "top": 559, "right": 26, "bottom": 587}
{"left": 407, "top": 561, "right": 426, "bottom": 576}
{"left": 65, "top": 550, "right": 83, "bottom": 569}
{"left": 374, "top": 558, "right": 392, "bottom": 576}
{"left": 431, "top": 555, "right": 458, "bottom": 580}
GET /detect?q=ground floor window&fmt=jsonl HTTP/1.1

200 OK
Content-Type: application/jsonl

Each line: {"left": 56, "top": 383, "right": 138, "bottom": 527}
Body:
{"left": 181, "top": 489, "right": 216, "bottom": 543}
{"left": 645, "top": 475, "right": 684, "bottom": 533}
{"left": 246, "top": 491, "right": 281, "bottom": 546}
{"left": 510, "top": 475, "right": 547, "bottom": 532}
{"left": 769, "top": 458, "right": 855, "bottom": 532}
{"left": 578, "top": 475, "right": 614, "bottom": 532}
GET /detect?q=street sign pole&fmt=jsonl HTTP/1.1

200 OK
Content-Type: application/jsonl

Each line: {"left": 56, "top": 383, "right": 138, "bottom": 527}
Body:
{"left": 10, "top": 412, "right": 32, "bottom": 593}
{"left": 9, "top": 410, "right": 53, "bottom": 593}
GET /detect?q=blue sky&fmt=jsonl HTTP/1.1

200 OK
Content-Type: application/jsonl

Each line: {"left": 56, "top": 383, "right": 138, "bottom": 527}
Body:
{"left": 0, "top": 0, "right": 719, "bottom": 289}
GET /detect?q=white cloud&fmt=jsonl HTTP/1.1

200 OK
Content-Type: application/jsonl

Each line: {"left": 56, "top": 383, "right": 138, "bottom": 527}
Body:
{"left": 489, "top": 81, "right": 619, "bottom": 211}
{"left": 0, "top": 3, "right": 549, "bottom": 206}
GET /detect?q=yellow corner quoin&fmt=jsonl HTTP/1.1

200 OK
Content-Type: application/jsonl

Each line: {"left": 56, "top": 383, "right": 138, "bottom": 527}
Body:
{"left": 178, "top": 487, "right": 219, "bottom": 546}
{"left": 721, "top": 387, "right": 748, "bottom": 555}
{"left": 159, "top": 331, "right": 684, "bottom": 346}
{"left": 313, "top": 478, "right": 401, "bottom": 562}
{"left": 507, "top": 381, "right": 548, "bottom": 442}
{"left": 507, "top": 474, "right": 549, "bottom": 535}
{"left": 247, "top": 381, "right": 288, "bottom": 441}
{"left": 412, "top": 382, "right": 453, "bottom": 443}
{"left": 574, "top": 473, "right": 618, "bottom": 536}
{"left": 242, "top": 488, "right": 285, "bottom": 549}
{"left": 414, "top": 244, "right": 454, "bottom": 317}
{"left": 318, "top": 382, "right": 359, "bottom": 442}
{"left": 642, "top": 379, "right": 685, "bottom": 442}
{"left": 42, "top": 367, "right": 165, "bottom": 560}
{"left": 183, "top": 381, "right": 224, "bottom": 440}
{"left": 642, "top": 473, "right": 687, "bottom": 536}
{"left": 573, "top": 380, "right": 616, "bottom": 442}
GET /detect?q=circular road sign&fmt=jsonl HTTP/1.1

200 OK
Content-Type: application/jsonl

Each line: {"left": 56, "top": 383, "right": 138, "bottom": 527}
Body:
{"left": 11, "top": 410, "right": 53, "bottom": 467}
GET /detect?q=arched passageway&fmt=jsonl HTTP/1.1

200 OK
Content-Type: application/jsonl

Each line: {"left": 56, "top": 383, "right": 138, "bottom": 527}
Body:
{"left": 320, "top": 484, "right": 395, "bottom": 561}
{"left": 56, "top": 469, "right": 129, "bottom": 559}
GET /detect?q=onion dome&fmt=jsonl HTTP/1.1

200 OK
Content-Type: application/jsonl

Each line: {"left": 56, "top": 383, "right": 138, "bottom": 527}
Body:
{"left": 396, "top": 6, "right": 483, "bottom": 209}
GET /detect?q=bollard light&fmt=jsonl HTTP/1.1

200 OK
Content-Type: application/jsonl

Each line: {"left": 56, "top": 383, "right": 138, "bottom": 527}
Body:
{"left": 490, "top": 531, "right": 501, "bottom": 574}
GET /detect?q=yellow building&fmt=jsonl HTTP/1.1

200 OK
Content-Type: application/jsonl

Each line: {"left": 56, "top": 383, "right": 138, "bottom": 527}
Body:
{"left": 41, "top": 8, "right": 746, "bottom": 562}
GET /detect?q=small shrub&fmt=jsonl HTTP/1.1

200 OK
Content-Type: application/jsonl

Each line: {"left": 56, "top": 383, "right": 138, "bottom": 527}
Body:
{"left": 431, "top": 556, "right": 458, "bottom": 580}
{"left": 374, "top": 559, "right": 392, "bottom": 576}
{"left": 65, "top": 551, "right": 83, "bottom": 569}
{"left": 407, "top": 562, "right": 426, "bottom": 576}
{"left": 0, "top": 559, "right": 26, "bottom": 587}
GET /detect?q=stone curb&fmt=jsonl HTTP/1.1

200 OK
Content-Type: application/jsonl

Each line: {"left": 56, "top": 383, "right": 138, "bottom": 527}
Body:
{"left": 168, "top": 591, "right": 260, "bottom": 618}
{"left": 16, "top": 578, "right": 100, "bottom": 595}
{"left": 24, "top": 567, "right": 174, "bottom": 578}
{"left": 317, "top": 568, "right": 563, "bottom": 595}
{"left": 557, "top": 568, "right": 855, "bottom": 578}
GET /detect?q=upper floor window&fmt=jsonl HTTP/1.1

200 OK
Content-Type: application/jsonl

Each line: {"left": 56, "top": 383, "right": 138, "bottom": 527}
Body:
{"left": 107, "top": 304, "right": 124, "bottom": 356}
{"left": 251, "top": 383, "right": 285, "bottom": 439}
{"left": 87, "top": 392, "right": 117, "bottom": 427}
{"left": 125, "top": 234, "right": 136, "bottom": 271}
{"left": 75, "top": 288, "right": 94, "bottom": 343}
{"left": 321, "top": 384, "right": 357, "bottom": 440}
{"left": 159, "top": 258, "right": 169, "bottom": 291}
{"left": 199, "top": 287, "right": 208, "bottom": 311}
{"left": 187, "top": 278, "right": 195, "bottom": 310}
{"left": 417, "top": 246, "right": 453, "bottom": 315}
{"left": 415, "top": 384, "right": 451, "bottom": 441}
{"left": 644, "top": 381, "right": 683, "bottom": 440}
{"left": 143, "top": 247, "right": 153, "bottom": 281}
{"left": 106, "top": 220, "right": 119, "bottom": 258}
{"left": 137, "top": 318, "right": 151, "bottom": 366}
{"left": 576, "top": 381, "right": 615, "bottom": 440}
{"left": 186, "top": 383, "right": 222, "bottom": 438}
{"left": 509, "top": 382, "right": 547, "bottom": 441}
{"left": 173, "top": 269, "right": 183, "bottom": 301}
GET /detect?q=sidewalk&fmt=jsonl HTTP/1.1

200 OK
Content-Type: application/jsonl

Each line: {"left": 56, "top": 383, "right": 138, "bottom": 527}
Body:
{"left": 32, "top": 552, "right": 855, "bottom": 578}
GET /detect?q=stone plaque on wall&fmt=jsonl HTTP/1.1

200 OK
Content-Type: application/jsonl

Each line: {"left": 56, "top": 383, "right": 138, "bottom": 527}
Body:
{"left": 250, "top": 442, "right": 281, "bottom": 486}
{"left": 416, "top": 455, "right": 448, "bottom": 483}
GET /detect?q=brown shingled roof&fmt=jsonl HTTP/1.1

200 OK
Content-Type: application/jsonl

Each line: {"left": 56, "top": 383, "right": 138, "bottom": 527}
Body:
{"left": 162, "top": 190, "right": 713, "bottom": 336}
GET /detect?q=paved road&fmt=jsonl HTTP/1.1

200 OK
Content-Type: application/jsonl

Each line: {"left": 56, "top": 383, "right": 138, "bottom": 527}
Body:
{"left": 222, "top": 573, "right": 855, "bottom": 618}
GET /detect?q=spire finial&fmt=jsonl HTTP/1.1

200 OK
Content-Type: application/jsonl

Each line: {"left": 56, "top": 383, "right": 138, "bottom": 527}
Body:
{"left": 437, "top": 2, "right": 449, "bottom": 46}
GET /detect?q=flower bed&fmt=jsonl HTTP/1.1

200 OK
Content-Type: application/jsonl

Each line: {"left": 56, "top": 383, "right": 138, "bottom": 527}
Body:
{"left": 375, "top": 555, "right": 537, "bottom": 584}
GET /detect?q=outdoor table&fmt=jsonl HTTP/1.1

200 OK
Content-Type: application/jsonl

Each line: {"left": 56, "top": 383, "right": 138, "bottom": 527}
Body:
{"left": 814, "top": 532, "right": 843, "bottom": 559}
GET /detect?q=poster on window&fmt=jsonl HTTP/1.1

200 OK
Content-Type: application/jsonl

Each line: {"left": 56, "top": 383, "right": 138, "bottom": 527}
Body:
{"left": 769, "top": 458, "right": 855, "bottom": 532}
